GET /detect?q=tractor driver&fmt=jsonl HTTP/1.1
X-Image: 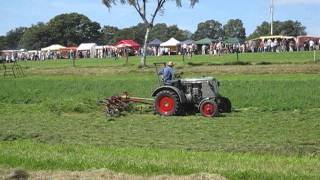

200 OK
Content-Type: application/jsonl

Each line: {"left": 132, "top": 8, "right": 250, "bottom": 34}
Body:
{"left": 159, "top": 61, "right": 175, "bottom": 83}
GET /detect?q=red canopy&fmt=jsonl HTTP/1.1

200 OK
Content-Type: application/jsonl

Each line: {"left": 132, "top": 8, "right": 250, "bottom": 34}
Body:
{"left": 115, "top": 39, "right": 140, "bottom": 49}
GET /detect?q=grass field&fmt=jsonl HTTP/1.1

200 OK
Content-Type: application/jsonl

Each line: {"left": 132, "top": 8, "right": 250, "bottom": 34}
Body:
{"left": 0, "top": 52, "right": 320, "bottom": 179}
{"left": 19, "top": 51, "right": 320, "bottom": 69}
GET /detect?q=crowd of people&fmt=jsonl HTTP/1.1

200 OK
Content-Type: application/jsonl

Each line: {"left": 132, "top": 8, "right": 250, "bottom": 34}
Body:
{"left": 0, "top": 48, "right": 140, "bottom": 63}
{"left": 247, "top": 38, "right": 320, "bottom": 53}
{"left": 0, "top": 50, "right": 63, "bottom": 62}
{"left": 146, "top": 38, "right": 320, "bottom": 57}
{"left": 1, "top": 37, "right": 320, "bottom": 63}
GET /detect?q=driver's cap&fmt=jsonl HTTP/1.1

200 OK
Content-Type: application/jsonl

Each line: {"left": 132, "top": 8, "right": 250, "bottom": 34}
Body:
{"left": 167, "top": 61, "right": 174, "bottom": 67}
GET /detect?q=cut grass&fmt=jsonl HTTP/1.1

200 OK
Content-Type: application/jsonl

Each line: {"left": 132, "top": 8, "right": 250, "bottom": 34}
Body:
{"left": 0, "top": 105, "right": 319, "bottom": 155}
{"left": 0, "top": 74, "right": 319, "bottom": 156}
{"left": 1, "top": 74, "right": 319, "bottom": 111}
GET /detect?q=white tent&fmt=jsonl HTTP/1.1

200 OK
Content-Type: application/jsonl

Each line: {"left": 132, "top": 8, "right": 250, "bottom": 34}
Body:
{"left": 95, "top": 46, "right": 104, "bottom": 50}
{"left": 77, "top": 43, "right": 97, "bottom": 51}
{"left": 41, "top": 44, "right": 65, "bottom": 51}
{"left": 27, "top": 50, "right": 39, "bottom": 53}
{"left": 95, "top": 46, "right": 105, "bottom": 58}
{"left": 160, "top": 38, "right": 181, "bottom": 55}
{"left": 160, "top": 38, "right": 181, "bottom": 47}
{"left": 77, "top": 43, "right": 97, "bottom": 58}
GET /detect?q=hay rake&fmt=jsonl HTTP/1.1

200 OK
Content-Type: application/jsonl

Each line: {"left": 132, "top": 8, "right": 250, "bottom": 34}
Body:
{"left": 99, "top": 92, "right": 154, "bottom": 116}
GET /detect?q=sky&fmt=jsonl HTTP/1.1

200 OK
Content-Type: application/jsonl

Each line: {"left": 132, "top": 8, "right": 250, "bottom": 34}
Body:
{"left": 1, "top": 0, "right": 320, "bottom": 36}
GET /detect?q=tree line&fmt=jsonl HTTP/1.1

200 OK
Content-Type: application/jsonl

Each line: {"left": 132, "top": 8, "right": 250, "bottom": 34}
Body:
{"left": 0, "top": 12, "right": 306, "bottom": 51}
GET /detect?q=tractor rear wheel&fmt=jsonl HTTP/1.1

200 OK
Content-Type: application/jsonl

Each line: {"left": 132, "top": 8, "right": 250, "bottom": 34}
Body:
{"left": 154, "top": 90, "right": 182, "bottom": 116}
{"left": 199, "top": 100, "right": 218, "bottom": 117}
{"left": 217, "top": 96, "right": 232, "bottom": 113}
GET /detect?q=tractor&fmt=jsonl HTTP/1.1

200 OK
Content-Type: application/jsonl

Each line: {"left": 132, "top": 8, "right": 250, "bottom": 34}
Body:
{"left": 100, "top": 62, "right": 231, "bottom": 118}
{"left": 152, "top": 62, "right": 231, "bottom": 117}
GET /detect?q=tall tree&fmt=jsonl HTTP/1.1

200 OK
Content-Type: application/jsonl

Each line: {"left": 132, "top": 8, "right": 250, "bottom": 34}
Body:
{"left": 130, "top": 23, "right": 148, "bottom": 44}
{"left": 248, "top": 20, "right": 306, "bottom": 39}
{"left": 166, "top": 25, "right": 188, "bottom": 41}
{"left": 149, "top": 23, "right": 187, "bottom": 41}
{"left": 100, "top": 23, "right": 188, "bottom": 45}
{"left": 100, "top": 25, "right": 120, "bottom": 44}
{"left": 102, "top": 0, "right": 199, "bottom": 67}
{"left": 19, "top": 23, "right": 52, "bottom": 50}
{"left": 223, "top": 19, "right": 246, "bottom": 43}
{"left": 149, "top": 23, "right": 168, "bottom": 41}
{"left": 6, "top": 27, "right": 27, "bottom": 49}
{"left": 248, "top": 21, "right": 281, "bottom": 39}
{"left": 0, "top": 36, "right": 8, "bottom": 50}
{"left": 279, "top": 20, "right": 306, "bottom": 37}
{"left": 182, "top": 29, "right": 193, "bottom": 39}
{"left": 108, "top": 23, "right": 146, "bottom": 44}
{"left": 192, "top": 20, "right": 224, "bottom": 40}
{"left": 47, "top": 13, "right": 101, "bottom": 46}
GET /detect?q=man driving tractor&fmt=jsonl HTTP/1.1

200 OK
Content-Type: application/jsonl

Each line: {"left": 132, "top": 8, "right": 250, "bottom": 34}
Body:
{"left": 159, "top": 61, "right": 175, "bottom": 83}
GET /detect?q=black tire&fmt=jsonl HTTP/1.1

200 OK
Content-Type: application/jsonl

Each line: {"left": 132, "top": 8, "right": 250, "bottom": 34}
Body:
{"left": 154, "top": 90, "right": 183, "bottom": 116}
{"left": 199, "top": 99, "right": 218, "bottom": 117}
{"left": 217, "top": 96, "right": 232, "bottom": 113}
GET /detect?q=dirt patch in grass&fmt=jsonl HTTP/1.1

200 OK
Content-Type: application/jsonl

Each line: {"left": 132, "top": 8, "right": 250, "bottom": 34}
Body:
{"left": 27, "top": 66, "right": 132, "bottom": 76}
{"left": 0, "top": 168, "right": 227, "bottom": 180}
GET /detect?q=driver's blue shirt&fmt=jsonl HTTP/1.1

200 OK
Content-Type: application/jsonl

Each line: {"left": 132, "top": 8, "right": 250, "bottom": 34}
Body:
{"left": 159, "top": 66, "right": 174, "bottom": 82}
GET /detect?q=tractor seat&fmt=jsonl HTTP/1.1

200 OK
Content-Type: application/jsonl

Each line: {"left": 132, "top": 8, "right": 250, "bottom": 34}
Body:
{"left": 164, "top": 80, "right": 181, "bottom": 87}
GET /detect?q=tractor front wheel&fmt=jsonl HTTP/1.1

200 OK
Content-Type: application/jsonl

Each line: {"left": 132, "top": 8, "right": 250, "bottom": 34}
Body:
{"left": 199, "top": 100, "right": 218, "bottom": 117}
{"left": 154, "top": 90, "right": 182, "bottom": 116}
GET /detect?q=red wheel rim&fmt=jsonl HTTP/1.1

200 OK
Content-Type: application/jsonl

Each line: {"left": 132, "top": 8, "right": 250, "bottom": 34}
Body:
{"left": 158, "top": 96, "right": 175, "bottom": 115}
{"left": 202, "top": 102, "right": 215, "bottom": 117}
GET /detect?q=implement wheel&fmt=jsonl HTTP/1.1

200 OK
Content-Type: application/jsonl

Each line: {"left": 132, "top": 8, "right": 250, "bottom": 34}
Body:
{"left": 199, "top": 100, "right": 218, "bottom": 117}
{"left": 154, "top": 90, "right": 182, "bottom": 116}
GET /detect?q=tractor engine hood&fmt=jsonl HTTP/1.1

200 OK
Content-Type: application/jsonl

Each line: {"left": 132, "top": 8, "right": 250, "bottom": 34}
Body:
{"left": 180, "top": 77, "right": 217, "bottom": 83}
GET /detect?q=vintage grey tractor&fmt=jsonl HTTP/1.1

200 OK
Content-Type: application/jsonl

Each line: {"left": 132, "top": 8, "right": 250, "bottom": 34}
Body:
{"left": 152, "top": 62, "right": 231, "bottom": 117}
{"left": 100, "top": 62, "right": 231, "bottom": 118}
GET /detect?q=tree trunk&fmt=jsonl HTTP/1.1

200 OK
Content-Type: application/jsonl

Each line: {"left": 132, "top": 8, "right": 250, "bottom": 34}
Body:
{"left": 140, "top": 26, "right": 150, "bottom": 67}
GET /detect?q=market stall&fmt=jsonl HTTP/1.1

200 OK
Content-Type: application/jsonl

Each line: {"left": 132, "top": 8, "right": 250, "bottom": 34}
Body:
{"left": 160, "top": 37, "right": 181, "bottom": 55}
{"left": 148, "top": 39, "right": 162, "bottom": 56}
{"left": 77, "top": 43, "right": 97, "bottom": 58}
{"left": 115, "top": 39, "right": 140, "bottom": 56}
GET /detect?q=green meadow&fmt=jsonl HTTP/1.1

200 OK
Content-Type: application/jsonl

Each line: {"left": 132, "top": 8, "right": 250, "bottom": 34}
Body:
{"left": 0, "top": 52, "right": 320, "bottom": 179}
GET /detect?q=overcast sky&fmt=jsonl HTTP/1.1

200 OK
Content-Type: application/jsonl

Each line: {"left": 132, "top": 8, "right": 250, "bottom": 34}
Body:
{"left": 1, "top": 0, "right": 319, "bottom": 36}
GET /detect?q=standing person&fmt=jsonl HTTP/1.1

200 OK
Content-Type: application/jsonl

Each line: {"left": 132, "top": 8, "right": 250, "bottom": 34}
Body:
{"left": 153, "top": 47, "right": 157, "bottom": 56}
{"left": 182, "top": 43, "right": 187, "bottom": 56}
{"left": 280, "top": 39, "right": 285, "bottom": 52}
{"left": 274, "top": 39, "right": 278, "bottom": 52}
{"left": 309, "top": 39, "right": 315, "bottom": 51}
{"left": 6, "top": 54, "right": 9, "bottom": 62}
{"left": 249, "top": 40, "right": 254, "bottom": 53}
{"left": 304, "top": 41, "right": 308, "bottom": 51}
{"left": 202, "top": 45, "right": 206, "bottom": 55}
{"left": 159, "top": 61, "right": 175, "bottom": 83}
{"left": 217, "top": 42, "right": 222, "bottom": 56}
{"left": 289, "top": 40, "right": 295, "bottom": 52}
{"left": 267, "top": 39, "right": 272, "bottom": 52}
{"left": 271, "top": 40, "right": 275, "bottom": 52}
